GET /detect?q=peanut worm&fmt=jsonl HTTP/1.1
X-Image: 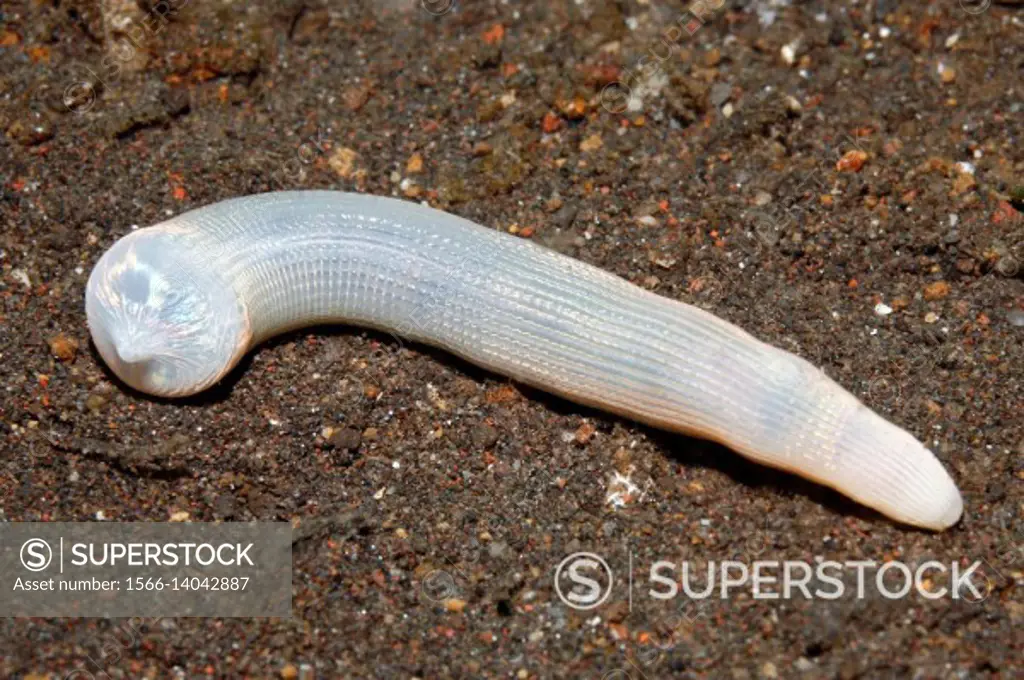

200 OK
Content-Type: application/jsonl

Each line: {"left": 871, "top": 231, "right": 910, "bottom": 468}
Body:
{"left": 85, "top": 191, "right": 963, "bottom": 530}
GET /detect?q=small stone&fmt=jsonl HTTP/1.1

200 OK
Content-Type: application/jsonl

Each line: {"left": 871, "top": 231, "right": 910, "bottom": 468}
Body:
{"left": 85, "top": 393, "right": 108, "bottom": 413}
{"left": 474, "top": 39, "right": 502, "bottom": 69}
{"left": 781, "top": 41, "right": 798, "bottom": 66}
{"left": 541, "top": 111, "right": 562, "bottom": 133}
{"left": 544, "top": 197, "right": 563, "bottom": 213}
{"left": 950, "top": 172, "right": 976, "bottom": 196}
{"left": 341, "top": 83, "right": 371, "bottom": 112}
{"left": 400, "top": 178, "right": 421, "bottom": 198}
{"left": 327, "top": 427, "right": 361, "bottom": 451}
{"left": 761, "top": 661, "right": 779, "bottom": 679}
{"left": 48, "top": 334, "right": 78, "bottom": 362}
{"left": 477, "top": 99, "right": 504, "bottom": 122}
{"left": 406, "top": 153, "right": 424, "bottom": 174}
{"left": 214, "top": 494, "right": 236, "bottom": 519}
{"left": 753, "top": 190, "right": 772, "bottom": 206}
{"left": 955, "top": 258, "right": 975, "bottom": 274}
{"left": 444, "top": 598, "right": 467, "bottom": 613}
{"left": 362, "top": 427, "right": 378, "bottom": 441}
{"left": 874, "top": 303, "right": 893, "bottom": 316}
{"left": 710, "top": 82, "right": 732, "bottom": 108}
{"left": 938, "top": 63, "right": 956, "bottom": 83}
{"left": 836, "top": 150, "right": 868, "bottom": 173}
{"left": 923, "top": 281, "right": 950, "bottom": 301}
{"left": 11, "top": 269, "right": 31, "bottom": 288}
{"left": 1007, "top": 309, "right": 1024, "bottom": 327}
{"left": 924, "top": 312, "right": 939, "bottom": 324}
{"left": 470, "top": 424, "right": 499, "bottom": 449}
{"left": 579, "top": 134, "right": 603, "bottom": 152}
{"left": 604, "top": 600, "right": 629, "bottom": 623}
{"left": 280, "top": 664, "right": 298, "bottom": 680}
{"left": 574, "top": 422, "right": 596, "bottom": 445}
{"left": 553, "top": 204, "right": 578, "bottom": 229}
{"left": 7, "top": 112, "right": 55, "bottom": 146}
{"left": 561, "top": 95, "right": 587, "bottom": 120}
{"left": 328, "top": 147, "right": 360, "bottom": 179}
{"left": 169, "top": 511, "right": 190, "bottom": 522}
{"left": 795, "top": 657, "right": 814, "bottom": 672}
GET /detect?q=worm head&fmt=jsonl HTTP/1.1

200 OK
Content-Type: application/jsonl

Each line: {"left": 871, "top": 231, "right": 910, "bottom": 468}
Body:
{"left": 85, "top": 228, "right": 251, "bottom": 397}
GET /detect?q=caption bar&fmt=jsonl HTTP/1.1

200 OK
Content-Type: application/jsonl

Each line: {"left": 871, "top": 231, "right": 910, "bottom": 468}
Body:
{"left": 1, "top": 522, "right": 292, "bottom": 617}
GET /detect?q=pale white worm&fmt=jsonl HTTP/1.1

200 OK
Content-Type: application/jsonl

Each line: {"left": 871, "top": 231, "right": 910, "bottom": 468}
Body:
{"left": 85, "top": 191, "right": 963, "bottom": 530}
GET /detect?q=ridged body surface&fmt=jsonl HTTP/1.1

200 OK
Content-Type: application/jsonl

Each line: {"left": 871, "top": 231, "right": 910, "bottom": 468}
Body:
{"left": 86, "top": 191, "right": 963, "bottom": 530}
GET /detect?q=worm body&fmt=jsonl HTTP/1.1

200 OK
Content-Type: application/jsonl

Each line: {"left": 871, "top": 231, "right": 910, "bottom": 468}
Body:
{"left": 86, "top": 191, "right": 963, "bottom": 530}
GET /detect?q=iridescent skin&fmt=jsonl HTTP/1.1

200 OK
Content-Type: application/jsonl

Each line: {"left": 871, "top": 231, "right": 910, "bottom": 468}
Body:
{"left": 86, "top": 191, "right": 963, "bottom": 530}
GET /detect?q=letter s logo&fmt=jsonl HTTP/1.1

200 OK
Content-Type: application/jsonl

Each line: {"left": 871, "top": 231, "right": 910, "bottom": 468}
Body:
{"left": 21, "top": 538, "right": 53, "bottom": 572}
{"left": 554, "top": 552, "right": 613, "bottom": 610}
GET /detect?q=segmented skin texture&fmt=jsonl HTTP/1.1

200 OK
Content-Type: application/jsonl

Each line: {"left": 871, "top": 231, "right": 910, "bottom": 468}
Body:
{"left": 86, "top": 191, "right": 963, "bottom": 530}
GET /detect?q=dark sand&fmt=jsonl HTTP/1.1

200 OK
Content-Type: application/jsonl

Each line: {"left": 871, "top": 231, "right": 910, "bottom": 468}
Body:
{"left": 1, "top": 0, "right": 1021, "bottom": 677}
